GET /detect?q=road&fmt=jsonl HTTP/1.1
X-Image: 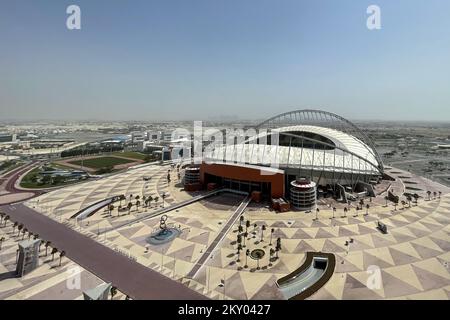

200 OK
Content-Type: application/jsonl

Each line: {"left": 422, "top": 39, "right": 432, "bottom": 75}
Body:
{"left": 0, "top": 162, "right": 44, "bottom": 203}
{"left": 1, "top": 203, "right": 206, "bottom": 300}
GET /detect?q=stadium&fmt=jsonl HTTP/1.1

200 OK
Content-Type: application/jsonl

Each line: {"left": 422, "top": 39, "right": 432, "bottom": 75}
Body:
{"left": 188, "top": 110, "right": 385, "bottom": 209}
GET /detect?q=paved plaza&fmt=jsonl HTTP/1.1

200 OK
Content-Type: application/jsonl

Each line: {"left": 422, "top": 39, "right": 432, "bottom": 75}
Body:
{"left": 7, "top": 162, "right": 450, "bottom": 300}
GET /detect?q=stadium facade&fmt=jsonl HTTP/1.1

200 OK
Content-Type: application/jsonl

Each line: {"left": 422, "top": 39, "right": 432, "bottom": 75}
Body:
{"left": 185, "top": 110, "right": 384, "bottom": 208}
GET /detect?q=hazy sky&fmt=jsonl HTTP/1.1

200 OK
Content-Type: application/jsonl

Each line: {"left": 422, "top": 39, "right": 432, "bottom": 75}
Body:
{"left": 1, "top": 0, "right": 450, "bottom": 122}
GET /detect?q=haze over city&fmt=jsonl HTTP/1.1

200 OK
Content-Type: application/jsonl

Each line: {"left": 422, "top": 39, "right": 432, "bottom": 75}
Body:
{"left": 1, "top": 0, "right": 450, "bottom": 122}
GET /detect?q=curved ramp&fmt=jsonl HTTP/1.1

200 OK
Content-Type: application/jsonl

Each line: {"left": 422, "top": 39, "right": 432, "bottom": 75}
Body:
{"left": 70, "top": 196, "right": 121, "bottom": 220}
{"left": 276, "top": 252, "right": 335, "bottom": 300}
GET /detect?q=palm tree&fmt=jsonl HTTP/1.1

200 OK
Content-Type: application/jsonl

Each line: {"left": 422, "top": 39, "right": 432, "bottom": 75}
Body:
{"left": 245, "top": 220, "right": 250, "bottom": 233}
{"left": 22, "top": 228, "right": 27, "bottom": 240}
{"left": 154, "top": 196, "right": 159, "bottom": 207}
{"left": 45, "top": 241, "right": 51, "bottom": 256}
{"left": 427, "top": 190, "right": 431, "bottom": 201}
{"left": 365, "top": 204, "right": 370, "bottom": 216}
{"left": 384, "top": 196, "right": 389, "bottom": 207}
{"left": 269, "top": 228, "right": 275, "bottom": 246}
{"left": 239, "top": 215, "right": 244, "bottom": 227}
{"left": 433, "top": 191, "right": 437, "bottom": 200}
{"left": 12, "top": 222, "right": 18, "bottom": 234}
{"left": 238, "top": 224, "right": 243, "bottom": 234}
{"left": 3, "top": 215, "right": 10, "bottom": 227}
{"left": 136, "top": 200, "right": 141, "bottom": 212}
{"left": 275, "top": 238, "right": 282, "bottom": 259}
{"left": 406, "top": 195, "right": 412, "bottom": 207}
{"left": 0, "top": 237, "right": 5, "bottom": 250}
{"left": 0, "top": 212, "right": 4, "bottom": 225}
{"left": 147, "top": 195, "right": 153, "bottom": 207}
{"left": 438, "top": 191, "right": 442, "bottom": 199}
{"left": 59, "top": 250, "right": 66, "bottom": 266}
{"left": 236, "top": 244, "right": 243, "bottom": 262}
{"left": 17, "top": 223, "right": 24, "bottom": 237}
{"left": 110, "top": 286, "right": 118, "bottom": 300}
{"left": 253, "top": 223, "right": 257, "bottom": 235}
{"left": 142, "top": 195, "right": 147, "bottom": 207}
{"left": 244, "top": 249, "right": 250, "bottom": 268}
{"left": 315, "top": 208, "right": 320, "bottom": 220}
{"left": 135, "top": 195, "right": 140, "bottom": 202}
{"left": 108, "top": 204, "right": 114, "bottom": 216}
{"left": 343, "top": 207, "right": 348, "bottom": 218}
{"left": 127, "top": 202, "right": 133, "bottom": 215}
{"left": 242, "top": 232, "right": 248, "bottom": 247}
{"left": 51, "top": 247, "right": 58, "bottom": 261}
{"left": 261, "top": 225, "right": 266, "bottom": 242}
{"left": 161, "top": 193, "right": 167, "bottom": 208}
{"left": 119, "top": 194, "right": 125, "bottom": 206}
{"left": 269, "top": 248, "right": 275, "bottom": 266}
{"left": 332, "top": 207, "right": 336, "bottom": 219}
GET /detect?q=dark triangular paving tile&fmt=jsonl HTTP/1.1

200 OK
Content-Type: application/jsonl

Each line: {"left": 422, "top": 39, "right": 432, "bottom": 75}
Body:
{"left": 251, "top": 275, "right": 285, "bottom": 300}
{"left": 371, "top": 234, "right": 396, "bottom": 248}
{"left": 338, "top": 226, "right": 359, "bottom": 237}
{"left": 322, "top": 239, "right": 345, "bottom": 253}
{"left": 390, "top": 231, "right": 417, "bottom": 243}
{"left": 363, "top": 251, "right": 394, "bottom": 269}
{"left": 411, "top": 264, "right": 450, "bottom": 291}
{"left": 171, "top": 244, "right": 196, "bottom": 262}
{"left": 358, "top": 224, "right": 376, "bottom": 235}
{"left": 428, "top": 236, "right": 450, "bottom": 252}
{"left": 406, "top": 225, "right": 431, "bottom": 238}
{"left": 410, "top": 242, "right": 442, "bottom": 260}
{"left": 292, "top": 240, "right": 316, "bottom": 253}
{"left": 388, "top": 247, "right": 420, "bottom": 265}
{"left": 381, "top": 270, "right": 421, "bottom": 297}
{"left": 188, "top": 232, "right": 210, "bottom": 245}
{"left": 291, "top": 228, "right": 312, "bottom": 239}
{"left": 222, "top": 272, "right": 248, "bottom": 299}
{"left": 316, "top": 228, "right": 335, "bottom": 239}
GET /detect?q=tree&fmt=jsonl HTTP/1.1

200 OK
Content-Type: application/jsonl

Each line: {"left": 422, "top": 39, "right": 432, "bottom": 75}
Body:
{"left": 438, "top": 191, "right": 442, "bottom": 199}
{"left": 261, "top": 225, "right": 266, "bottom": 242}
{"left": 22, "top": 228, "right": 27, "bottom": 240}
{"left": 108, "top": 204, "right": 114, "bottom": 216}
{"left": 127, "top": 202, "right": 133, "bottom": 215}
{"left": 406, "top": 195, "right": 412, "bottom": 207}
{"left": 17, "top": 223, "right": 24, "bottom": 237}
{"left": 147, "top": 195, "right": 153, "bottom": 207}
{"left": 136, "top": 200, "right": 141, "bottom": 212}
{"left": 393, "top": 198, "right": 399, "bottom": 211}
{"left": 0, "top": 237, "right": 4, "bottom": 250}
{"left": 161, "top": 193, "right": 167, "bottom": 208}
{"left": 3, "top": 215, "right": 10, "bottom": 227}
{"left": 13, "top": 222, "right": 18, "bottom": 234}
{"left": 238, "top": 224, "right": 243, "bottom": 234}
{"left": 239, "top": 215, "right": 244, "bottom": 227}
{"left": 427, "top": 190, "right": 431, "bottom": 201}
{"left": 332, "top": 207, "right": 336, "bottom": 219}
{"left": 236, "top": 244, "right": 243, "bottom": 262}
{"left": 365, "top": 204, "right": 370, "bottom": 216}
{"left": 45, "top": 241, "right": 51, "bottom": 256}
{"left": 384, "top": 196, "right": 389, "bottom": 207}
{"left": 51, "top": 247, "right": 58, "bottom": 261}
{"left": 275, "top": 238, "right": 282, "bottom": 259}
{"left": 245, "top": 220, "right": 250, "bottom": 233}
{"left": 110, "top": 286, "right": 118, "bottom": 300}
{"left": 119, "top": 194, "right": 126, "bottom": 206}
{"left": 315, "top": 208, "right": 320, "bottom": 220}
{"left": 245, "top": 249, "right": 250, "bottom": 268}
{"left": 343, "top": 207, "right": 348, "bottom": 218}
{"left": 269, "top": 248, "right": 275, "bottom": 266}
{"left": 269, "top": 228, "right": 275, "bottom": 246}
{"left": 243, "top": 232, "right": 248, "bottom": 247}
{"left": 142, "top": 195, "right": 147, "bottom": 207}
{"left": 59, "top": 250, "right": 66, "bottom": 266}
{"left": 433, "top": 191, "right": 437, "bottom": 200}
{"left": 154, "top": 196, "right": 159, "bottom": 207}
{"left": 413, "top": 193, "right": 419, "bottom": 205}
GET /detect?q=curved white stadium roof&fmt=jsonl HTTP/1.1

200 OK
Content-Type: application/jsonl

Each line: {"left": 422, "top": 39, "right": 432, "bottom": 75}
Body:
{"left": 204, "top": 125, "right": 382, "bottom": 175}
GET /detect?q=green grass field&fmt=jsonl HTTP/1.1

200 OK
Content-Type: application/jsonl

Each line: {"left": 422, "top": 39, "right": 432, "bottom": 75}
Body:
{"left": 111, "top": 151, "right": 147, "bottom": 161}
{"left": 68, "top": 156, "right": 135, "bottom": 169}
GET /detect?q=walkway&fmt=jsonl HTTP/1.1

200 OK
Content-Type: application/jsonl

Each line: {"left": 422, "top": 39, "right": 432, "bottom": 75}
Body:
{"left": 0, "top": 203, "right": 206, "bottom": 300}
{"left": 186, "top": 195, "right": 251, "bottom": 279}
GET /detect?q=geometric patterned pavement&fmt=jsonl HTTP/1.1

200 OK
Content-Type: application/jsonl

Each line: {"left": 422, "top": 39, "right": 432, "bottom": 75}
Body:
{"left": 0, "top": 220, "right": 126, "bottom": 300}
{"left": 8, "top": 163, "right": 450, "bottom": 300}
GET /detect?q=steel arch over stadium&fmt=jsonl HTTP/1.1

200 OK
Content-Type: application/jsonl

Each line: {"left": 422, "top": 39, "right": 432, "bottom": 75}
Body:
{"left": 255, "top": 109, "right": 384, "bottom": 172}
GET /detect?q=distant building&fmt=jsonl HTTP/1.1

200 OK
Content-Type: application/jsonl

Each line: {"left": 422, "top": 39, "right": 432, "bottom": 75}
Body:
{"left": 0, "top": 133, "right": 17, "bottom": 143}
{"left": 131, "top": 132, "right": 146, "bottom": 144}
{"left": 437, "top": 144, "right": 450, "bottom": 150}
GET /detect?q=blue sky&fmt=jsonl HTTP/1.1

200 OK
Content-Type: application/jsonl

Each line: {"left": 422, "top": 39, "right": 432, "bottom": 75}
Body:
{"left": 1, "top": 0, "right": 449, "bottom": 121}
